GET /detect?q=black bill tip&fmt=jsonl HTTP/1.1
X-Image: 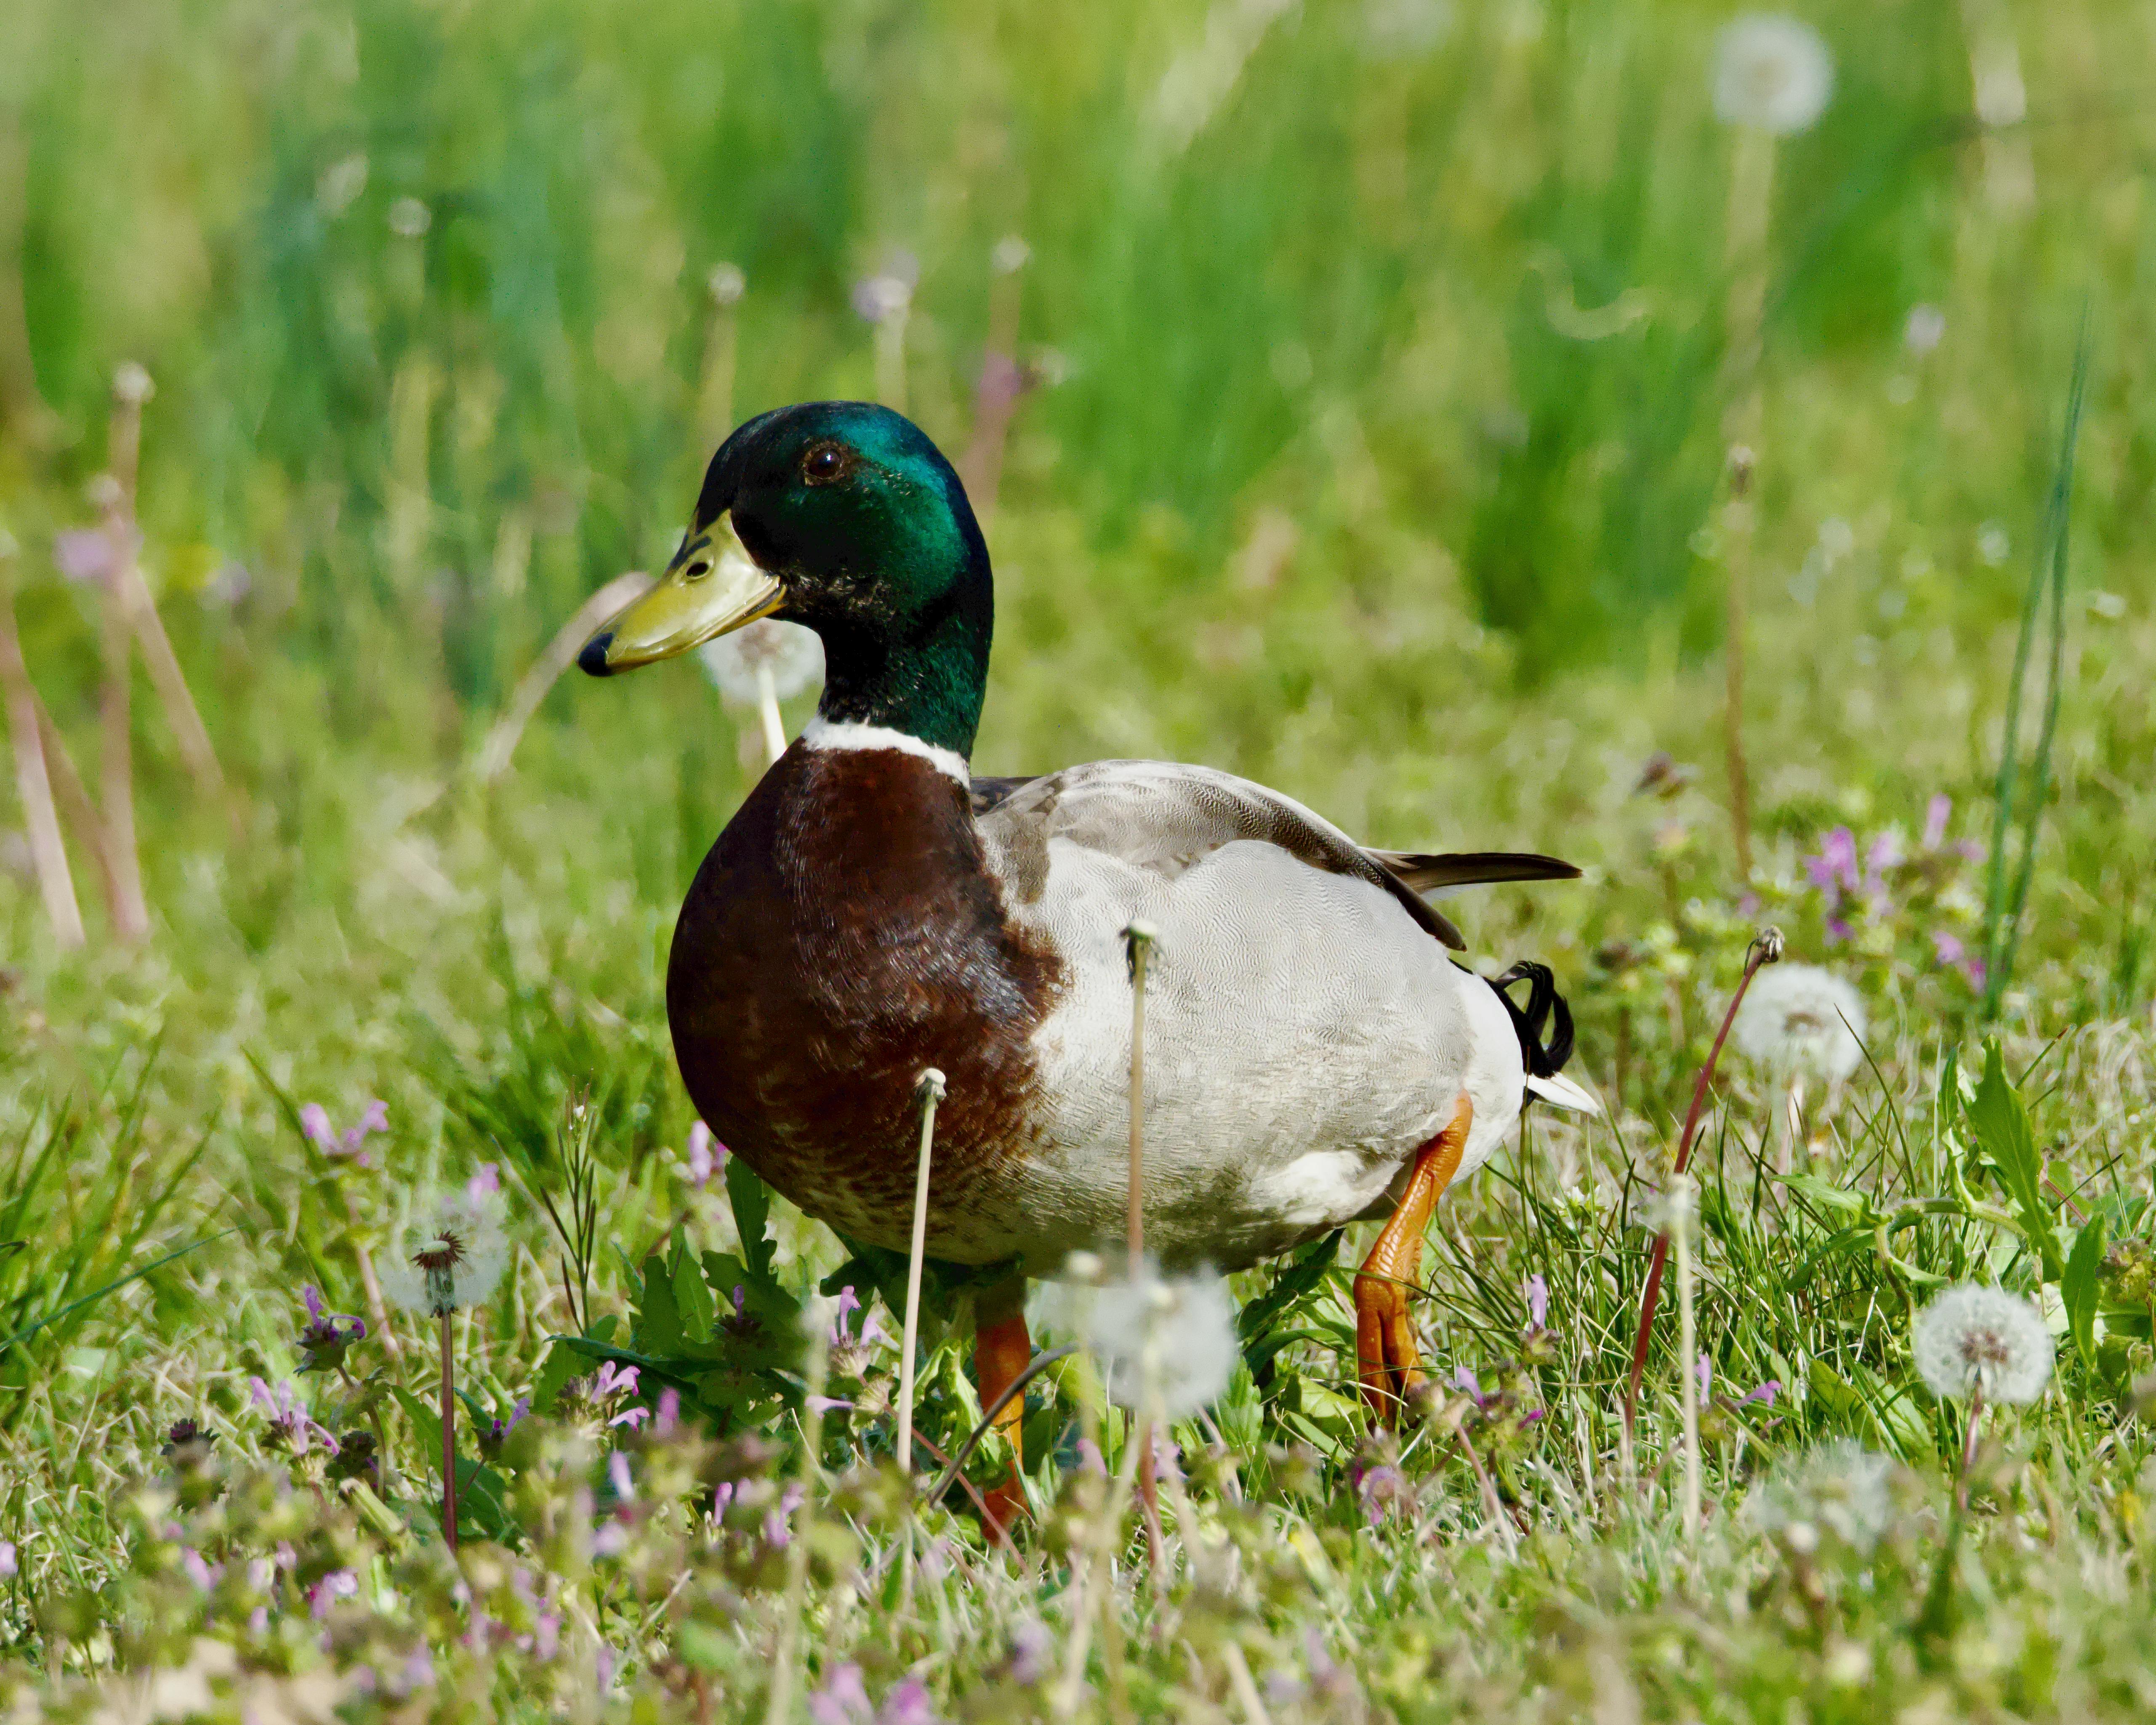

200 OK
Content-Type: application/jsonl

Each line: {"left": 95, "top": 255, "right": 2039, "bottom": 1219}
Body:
{"left": 578, "top": 632, "right": 615, "bottom": 677}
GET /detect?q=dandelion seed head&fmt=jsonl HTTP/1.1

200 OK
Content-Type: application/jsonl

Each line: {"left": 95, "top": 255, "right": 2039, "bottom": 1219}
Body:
{"left": 1913, "top": 1282, "right": 2053, "bottom": 1404}
{"left": 1712, "top": 14, "right": 1834, "bottom": 136}
{"left": 1086, "top": 1268, "right": 1237, "bottom": 1417}
{"left": 1747, "top": 1438, "right": 1895, "bottom": 1553}
{"left": 379, "top": 1190, "right": 508, "bottom": 1316}
{"left": 698, "top": 617, "right": 824, "bottom": 705}
{"left": 1731, "top": 962, "right": 1866, "bottom": 1081}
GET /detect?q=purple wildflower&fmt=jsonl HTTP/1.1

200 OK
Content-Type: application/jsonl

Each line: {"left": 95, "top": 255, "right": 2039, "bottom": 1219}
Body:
{"left": 685, "top": 1122, "right": 724, "bottom": 1187}
{"left": 655, "top": 1387, "right": 681, "bottom": 1434}
{"left": 1352, "top": 1459, "right": 1408, "bottom": 1525}
{"left": 300, "top": 1099, "right": 388, "bottom": 1167}
{"left": 54, "top": 528, "right": 121, "bottom": 583}
{"left": 0, "top": 1541, "right": 15, "bottom": 1579}
{"left": 296, "top": 1285, "right": 366, "bottom": 1372}
{"left": 809, "top": 1664, "right": 873, "bottom": 1725}
{"left": 1697, "top": 1352, "right": 1713, "bottom": 1399}
{"left": 607, "top": 1451, "right": 635, "bottom": 1503}
{"left": 1740, "top": 1379, "right": 1782, "bottom": 1407}
{"left": 1452, "top": 1364, "right": 1486, "bottom": 1406}
{"left": 1807, "top": 827, "right": 1861, "bottom": 895}
{"left": 877, "top": 1678, "right": 942, "bottom": 1725}
{"left": 307, "top": 1568, "right": 359, "bottom": 1619}
{"left": 477, "top": 1398, "right": 529, "bottom": 1459}
{"left": 1523, "top": 1273, "right": 1549, "bottom": 1331}
{"left": 1001, "top": 1621, "right": 1053, "bottom": 1686}
{"left": 1922, "top": 793, "right": 1952, "bottom": 850}
{"left": 466, "top": 1162, "right": 500, "bottom": 1204}
{"left": 1933, "top": 930, "right": 1986, "bottom": 986}
{"left": 248, "top": 1377, "right": 340, "bottom": 1458}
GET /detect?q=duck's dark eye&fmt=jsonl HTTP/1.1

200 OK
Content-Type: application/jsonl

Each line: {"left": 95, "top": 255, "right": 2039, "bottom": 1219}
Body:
{"left": 802, "top": 441, "right": 851, "bottom": 486}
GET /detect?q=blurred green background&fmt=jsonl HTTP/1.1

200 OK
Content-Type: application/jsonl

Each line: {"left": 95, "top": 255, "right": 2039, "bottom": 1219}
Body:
{"left": 1, "top": 0, "right": 2151, "bottom": 1094}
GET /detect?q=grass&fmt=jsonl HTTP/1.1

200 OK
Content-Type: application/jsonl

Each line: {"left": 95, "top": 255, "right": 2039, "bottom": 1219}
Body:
{"left": 3, "top": 0, "right": 2156, "bottom": 1717}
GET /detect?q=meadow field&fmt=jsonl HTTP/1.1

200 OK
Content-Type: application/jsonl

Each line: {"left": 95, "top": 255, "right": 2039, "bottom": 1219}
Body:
{"left": 3, "top": 0, "right": 2156, "bottom": 1717}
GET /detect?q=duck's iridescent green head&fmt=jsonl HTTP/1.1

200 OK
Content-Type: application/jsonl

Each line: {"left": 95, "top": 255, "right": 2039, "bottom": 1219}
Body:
{"left": 579, "top": 402, "right": 992, "bottom": 759}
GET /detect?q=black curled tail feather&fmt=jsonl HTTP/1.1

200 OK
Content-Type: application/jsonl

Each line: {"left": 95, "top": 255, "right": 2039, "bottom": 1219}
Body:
{"left": 1490, "top": 961, "right": 1575, "bottom": 1080}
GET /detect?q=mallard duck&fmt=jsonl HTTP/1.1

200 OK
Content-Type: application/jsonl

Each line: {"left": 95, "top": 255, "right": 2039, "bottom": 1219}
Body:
{"left": 580, "top": 402, "right": 1592, "bottom": 1521}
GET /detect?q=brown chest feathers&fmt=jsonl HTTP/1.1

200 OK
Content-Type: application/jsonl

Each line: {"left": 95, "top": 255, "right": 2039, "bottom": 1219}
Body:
{"left": 666, "top": 743, "right": 1065, "bottom": 1259}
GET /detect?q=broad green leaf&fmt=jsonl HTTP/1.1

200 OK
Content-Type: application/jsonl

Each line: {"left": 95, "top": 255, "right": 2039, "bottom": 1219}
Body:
{"left": 393, "top": 1384, "right": 446, "bottom": 1463}
{"left": 726, "top": 1156, "right": 776, "bottom": 1285}
{"left": 2063, "top": 1215, "right": 2108, "bottom": 1369}
{"left": 1966, "top": 1041, "right": 2064, "bottom": 1280}
{"left": 1238, "top": 1229, "right": 1342, "bottom": 1344}
{"left": 1778, "top": 1173, "right": 1876, "bottom": 1221}
{"left": 635, "top": 1250, "right": 687, "bottom": 1356}
{"left": 532, "top": 1336, "right": 588, "bottom": 1412}
{"left": 671, "top": 1229, "right": 715, "bottom": 1345}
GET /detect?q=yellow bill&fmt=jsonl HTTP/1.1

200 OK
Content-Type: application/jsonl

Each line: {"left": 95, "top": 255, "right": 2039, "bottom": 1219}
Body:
{"left": 578, "top": 513, "right": 783, "bottom": 676}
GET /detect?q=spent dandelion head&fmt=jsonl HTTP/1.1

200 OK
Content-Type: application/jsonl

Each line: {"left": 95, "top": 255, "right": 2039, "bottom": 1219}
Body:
{"left": 378, "top": 1189, "right": 508, "bottom": 1318}
{"left": 1913, "top": 1283, "right": 2053, "bottom": 1405}
{"left": 698, "top": 616, "right": 823, "bottom": 705}
{"left": 1731, "top": 962, "right": 1866, "bottom": 1081}
{"left": 1085, "top": 1266, "right": 1237, "bottom": 1416}
{"left": 1746, "top": 1438, "right": 1896, "bottom": 1554}
{"left": 1712, "top": 13, "right": 1834, "bottom": 135}
{"left": 850, "top": 252, "right": 918, "bottom": 325}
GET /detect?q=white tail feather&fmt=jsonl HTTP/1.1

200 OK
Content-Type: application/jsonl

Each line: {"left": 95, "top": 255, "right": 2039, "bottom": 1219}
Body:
{"left": 1527, "top": 1071, "right": 1601, "bottom": 1114}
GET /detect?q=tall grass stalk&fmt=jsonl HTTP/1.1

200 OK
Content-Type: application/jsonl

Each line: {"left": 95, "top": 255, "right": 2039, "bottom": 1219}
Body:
{"left": 0, "top": 538, "right": 82, "bottom": 947}
{"left": 766, "top": 1302, "right": 829, "bottom": 1725}
{"left": 1981, "top": 322, "right": 2090, "bottom": 1018}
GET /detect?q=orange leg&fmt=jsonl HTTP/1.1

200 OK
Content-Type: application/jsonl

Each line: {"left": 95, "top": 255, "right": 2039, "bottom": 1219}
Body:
{"left": 1355, "top": 1096, "right": 1472, "bottom": 1424}
{"left": 973, "top": 1280, "right": 1032, "bottom": 1537}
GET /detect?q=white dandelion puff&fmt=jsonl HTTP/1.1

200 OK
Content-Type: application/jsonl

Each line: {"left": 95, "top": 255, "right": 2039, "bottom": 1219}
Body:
{"left": 378, "top": 1188, "right": 509, "bottom": 1317}
{"left": 698, "top": 618, "right": 824, "bottom": 706}
{"left": 1086, "top": 1268, "right": 1238, "bottom": 1417}
{"left": 1732, "top": 962, "right": 1867, "bottom": 1082}
{"left": 1712, "top": 14, "right": 1834, "bottom": 136}
{"left": 1913, "top": 1283, "right": 2053, "bottom": 1405}
{"left": 1903, "top": 303, "right": 1946, "bottom": 355}
{"left": 1746, "top": 1438, "right": 1896, "bottom": 1553}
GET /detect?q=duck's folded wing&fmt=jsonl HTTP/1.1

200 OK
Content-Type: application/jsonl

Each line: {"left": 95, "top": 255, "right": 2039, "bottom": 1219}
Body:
{"left": 969, "top": 775, "right": 1042, "bottom": 816}
{"left": 978, "top": 760, "right": 1502, "bottom": 949}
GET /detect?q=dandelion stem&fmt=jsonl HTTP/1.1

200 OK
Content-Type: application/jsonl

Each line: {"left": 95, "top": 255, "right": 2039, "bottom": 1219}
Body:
{"left": 897, "top": 1069, "right": 944, "bottom": 1613}
{"left": 1624, "top": 927, "right": 1783, "bottom": 1435}
{"left": 439, "top": 1308, "right": 458, "bottom": 1552}
{"left": 96, "top": 460, "right": 149, "bottom": 943}
{"left": 1052, "top": 1400, "right": 1146, "bottom": 1719}
{"left": 1672, "top": 1174, "right": 1702, "bottom": 1545}
{"left": 1958, "top": 1379, "right": 1985, "bottom": 1510}
{"left": 754, "top": 660, "right": 786, "bottom": 764}
{"left": 896, "top": 1067, "right": 945, "bottom": 1482}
